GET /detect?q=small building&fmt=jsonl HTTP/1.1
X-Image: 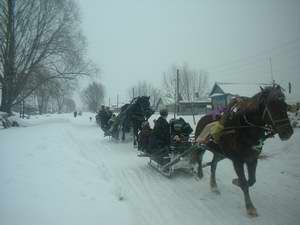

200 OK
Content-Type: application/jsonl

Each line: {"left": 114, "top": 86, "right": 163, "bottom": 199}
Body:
{"left": 209, "top": 82, "right": 271, "bottom": 109}
{"left": 177, "top": 100, "right": 211, "bottom": 115}
{"left": 156, "top": 97, "right": 211, "bottom": 115}
{"left": 156, "top": 97, "right": 175, "bottom": 112}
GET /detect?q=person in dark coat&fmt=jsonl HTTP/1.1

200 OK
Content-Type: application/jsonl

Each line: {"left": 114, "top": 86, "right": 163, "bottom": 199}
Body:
{"left": 170, "top": 117, "right": 193, "bottom": 143}
{"left": 149, "top": 108, "right": 170, "bottom": 152}
{"left": 97, "top": 105, "right": 110, "bottom": 131}
{"left": 105, "top": 106, "right": 113, "bottom": 120}
{"left": 137, "top": 121, "right": 152, "bottom": 153}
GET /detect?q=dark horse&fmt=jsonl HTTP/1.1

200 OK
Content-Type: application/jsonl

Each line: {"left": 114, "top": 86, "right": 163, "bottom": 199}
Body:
{"left": 113, "top": 96, "right": 154, "bottom": 146}
{"left": 194, "top": 85, "right": 293, "bottom": 216}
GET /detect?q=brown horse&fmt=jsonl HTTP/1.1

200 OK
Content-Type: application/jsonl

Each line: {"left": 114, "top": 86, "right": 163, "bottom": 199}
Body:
{"left": 194, "top": 85, "right": 293, "bottom": 217}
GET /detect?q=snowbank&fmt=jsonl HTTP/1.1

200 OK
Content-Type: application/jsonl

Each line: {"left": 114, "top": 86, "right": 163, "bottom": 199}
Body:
{"left": 0, "top": 112, "right": 299, "bottom": 225}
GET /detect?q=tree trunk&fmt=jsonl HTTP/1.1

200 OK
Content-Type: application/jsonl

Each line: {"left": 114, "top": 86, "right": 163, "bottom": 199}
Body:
{"left": 0, "top": 86, "right": 13, "bottom": 114}
{"left": 0, "top": 0, "right": 16, "bottom": 114}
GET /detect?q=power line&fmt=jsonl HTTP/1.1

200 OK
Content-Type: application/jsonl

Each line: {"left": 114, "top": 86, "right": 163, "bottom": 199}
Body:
{"left": 207, "top": 36, "right": 300, "bottom": 73}
{"left": 209, "top": 46, "right": 300, "bottom": 76}
{"left": 211, "top": 60, "right": 267, "bottom": 75}
{"left": 209, "top": 46, "right": 300, "bottom": 74}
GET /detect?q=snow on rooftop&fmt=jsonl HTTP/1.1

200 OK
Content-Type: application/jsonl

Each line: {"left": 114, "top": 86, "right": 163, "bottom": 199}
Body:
{"left": 179, "top": 99, "right": 211, "bottom": 103}
{"left": 212, "top": 82, "right": 272, "bottom": 97}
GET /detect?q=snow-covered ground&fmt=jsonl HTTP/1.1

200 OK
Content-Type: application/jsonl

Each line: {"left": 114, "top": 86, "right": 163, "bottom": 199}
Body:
{"left": 1, "top": 113, "right": 299, "bottom": 225}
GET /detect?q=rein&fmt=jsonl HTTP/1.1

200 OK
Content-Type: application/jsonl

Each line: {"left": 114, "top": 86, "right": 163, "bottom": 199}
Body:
{"left": 222, "top": 115, "right": 273, "bottom": 133}
{"left": 223, "top": 91, "right": 290, "bottom": 134}
{"left": 132, "top": 97, "right": 153, "bottom": 122}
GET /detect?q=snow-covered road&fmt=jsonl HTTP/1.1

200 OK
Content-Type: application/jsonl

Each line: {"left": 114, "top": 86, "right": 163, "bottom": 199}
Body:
{"left": 1, "top": 113, "right": 299, "bottom": 225}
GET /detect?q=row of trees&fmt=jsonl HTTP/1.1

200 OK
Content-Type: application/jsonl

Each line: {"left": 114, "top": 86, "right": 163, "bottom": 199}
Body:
{"left": 128, "top": 63, "right": 209, "bottom": 109}
{"left": 81, "top": 64, "right": 208, "bottom": 113}
{"left": 163, "top": 64, "right": 208, "bottom": 102}
{"left": 128, "top": 81, "right": 161, "bottom": 108}
{"left": 0, "top": 0, "right": 95, "bottom": 114}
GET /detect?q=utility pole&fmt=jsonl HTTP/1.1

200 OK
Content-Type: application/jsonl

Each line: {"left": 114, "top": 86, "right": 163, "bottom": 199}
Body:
{"left": 173, "top": 75, "right": 176, "bottom": 119}
{"left": 174, "top": 69, "right": 180, "bottom": 118}
{"left": 117, "top": 94, "right": 119, "bottom": 111}
{"left": 22, "top": 99, "right": 25, "bottom": 119}
{"left": 269, "top": 57, "right": 275, "bottom": 84}
{"left": 132, "top": 87, "right": 135, "bottom": 99}
{"left": 176, "top": 69, "right": 180, "bottom": 115}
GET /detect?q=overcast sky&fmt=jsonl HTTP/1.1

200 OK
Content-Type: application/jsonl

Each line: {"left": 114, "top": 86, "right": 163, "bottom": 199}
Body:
{"left": 76, "top": 0, "right": 300, "bottom": 105}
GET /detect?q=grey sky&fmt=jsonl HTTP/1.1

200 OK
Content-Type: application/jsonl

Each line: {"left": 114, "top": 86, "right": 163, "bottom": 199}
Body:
{"left": 76, "top": 0, "right": 300, "bottom": 105}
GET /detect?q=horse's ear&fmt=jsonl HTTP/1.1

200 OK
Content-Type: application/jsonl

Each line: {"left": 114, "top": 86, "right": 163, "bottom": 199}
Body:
{"left": 260, "top": 86, "right": 264, "bottom": 92}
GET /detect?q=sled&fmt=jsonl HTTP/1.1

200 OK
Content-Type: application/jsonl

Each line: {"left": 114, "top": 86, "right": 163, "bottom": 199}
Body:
{"left": 140, "top": 142, "right": 214, "bottom": 177}
{"left": 138, "top": 142, "right": 197, "bottom": 177}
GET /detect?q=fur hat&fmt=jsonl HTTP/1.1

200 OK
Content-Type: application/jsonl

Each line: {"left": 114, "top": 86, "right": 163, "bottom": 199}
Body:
{"left": 159, "top": 108, "right": 168, "bottom": 117}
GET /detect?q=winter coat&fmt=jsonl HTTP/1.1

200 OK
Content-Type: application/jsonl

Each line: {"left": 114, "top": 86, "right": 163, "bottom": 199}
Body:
{"left": 150, "top": 116, "right": 170, "bottom": 149}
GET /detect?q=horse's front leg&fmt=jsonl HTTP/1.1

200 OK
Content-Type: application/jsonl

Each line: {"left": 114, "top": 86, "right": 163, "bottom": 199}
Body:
{"left": 246, "top": 158, "right": 257, "bottom": 187}
{"left": 197, "top": 149, "right": 205, "bottom": 178}
{"left": 210, "top": 153, "right": 222, "bottom": 194}
{"left": 121, "top": 127, "right": 126, "bottom": 141}
{"left": 190, "top": 145, "right": 205, "bottom": 178}
{"left": 233, "top": 161, "right": 258, "bottom": 217}
{"left": 133, "top": 124, "right": 138, "bottom": 147}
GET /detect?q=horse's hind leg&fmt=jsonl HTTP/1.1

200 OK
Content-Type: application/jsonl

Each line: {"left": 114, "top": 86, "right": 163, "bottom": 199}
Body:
{"left": 233, "top": 161, "right": 258, "bottom": 217}
{"left": 210, "top": 153, "right": 222, "bottom": 194}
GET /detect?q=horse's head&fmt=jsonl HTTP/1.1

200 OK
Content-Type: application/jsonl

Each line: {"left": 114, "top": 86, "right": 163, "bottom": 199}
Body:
{"left": 259, "top": 85, "right": 293, "bottom": 140}
{"left": 136, "top": 96, "right": 154, "bottom": 118}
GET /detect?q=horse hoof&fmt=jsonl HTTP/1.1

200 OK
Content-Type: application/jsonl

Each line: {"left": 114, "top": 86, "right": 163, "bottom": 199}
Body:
{"left": 247, "top": 207, "right": 258, "bottom": 217}
{"left": 211, "top": 186, "right": 220, "bottom": 194}
{"left": 232, "top": 178, "right": 240, "bottom": 187}
{"left": 197, "top": 173, "right": 204, "bottom": 179}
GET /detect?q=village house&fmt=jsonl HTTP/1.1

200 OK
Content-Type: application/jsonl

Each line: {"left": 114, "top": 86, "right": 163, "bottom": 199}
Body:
{"left": 209, "top": 82, "right": 272, "bottom": 109}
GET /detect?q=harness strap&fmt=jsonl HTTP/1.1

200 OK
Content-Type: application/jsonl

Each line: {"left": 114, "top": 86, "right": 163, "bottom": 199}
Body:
{"left": 262, "top": 105, "right": 291, "bottom": 130}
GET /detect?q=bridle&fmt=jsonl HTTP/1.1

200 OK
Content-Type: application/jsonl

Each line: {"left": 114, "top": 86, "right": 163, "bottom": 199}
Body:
{"left": 224, "top": 91, "right": 290, "bottom": 134}
{"left": 135, "top": 97, "right": 153, "bottom": 121}
{"left": 261, "top": 98, "right": 291, "bottom": 132}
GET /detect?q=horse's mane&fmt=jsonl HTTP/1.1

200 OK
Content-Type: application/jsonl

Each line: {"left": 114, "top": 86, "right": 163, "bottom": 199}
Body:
{"left": 120, "top": 96, "right": 152, "bottom": 117}
{"left": 252, "top": 85, "right": 285, "bottom": 104}
{"left": 228, "top": 85, "right": 285, "bottom": 119}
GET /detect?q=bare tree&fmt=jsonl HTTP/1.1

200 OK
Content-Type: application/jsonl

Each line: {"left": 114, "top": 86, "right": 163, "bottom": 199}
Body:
{"left": 31, "top": 65, "right": 76, "bottom": 114}
{"left": 49, "top": 79, "right": 75, "bottom": 113}
{"left": 162, "top": 63, "right": 208, "bottom": 101}
{"left": 0, "top": 0, "right": 93, "bottom": 113}
{"left": 128, "top": 81, "right": 161, "bottom": 108}
{"left": 81, "top": 82, "right": 105, "bottom": 112}
{"left": 63, "top": 98, "right": 76, "bottom": 113}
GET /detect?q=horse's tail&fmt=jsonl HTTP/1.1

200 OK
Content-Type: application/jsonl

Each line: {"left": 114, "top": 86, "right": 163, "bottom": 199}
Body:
{"left": 195, "top": 114, "right": 214, "bottom": 138}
